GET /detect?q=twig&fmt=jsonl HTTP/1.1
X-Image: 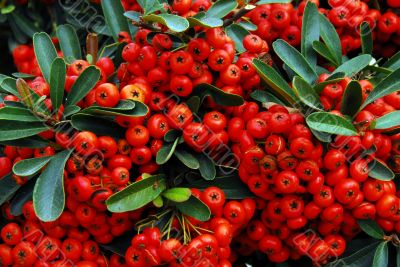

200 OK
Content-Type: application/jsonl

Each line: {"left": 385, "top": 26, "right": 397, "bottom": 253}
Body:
{"left": 223, "top": 5, "right": 256, "bottom": 27}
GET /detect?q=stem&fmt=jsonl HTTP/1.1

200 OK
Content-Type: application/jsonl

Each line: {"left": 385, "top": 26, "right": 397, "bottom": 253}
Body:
{"left": 223, "top": 5, "right": 256, "bottom": 27}
{"left": 86, "top": 33, "right": 99, "bottom": 64}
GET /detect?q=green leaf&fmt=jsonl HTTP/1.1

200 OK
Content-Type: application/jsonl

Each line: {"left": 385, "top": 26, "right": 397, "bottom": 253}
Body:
{"left": 187, "top": 13, "right": 223, "bottom": 28}
{"left": 312, "top": 41, "right": 338, "bottom": 66}
{"left": 163, "top": 188, "right": 191, "bottom": 203}
{"left": 13, "top": 156, "right": 52, "bottom": 177}
{"left": 0, "top": 173, "right": 21, "bottom": 206}
{"left": 33, "top": 149, "right": 73, "bottom": 222}
{"left": 301, "top": 2, "right": 319, "bottom": 68}
{"left": 360, "top": 22, "right": 373, "bottom": 55}
{"left": 251, "top": 90, "right": 287, "bottom": 106}
{"left": 152, "top": 196, "right": 164, "bottom": 208}
{"left": 143, "top": 14, "right": 189, "bottom": 32}
{"left": 63, "top": 105, "right": 81, "bottom": 118}
{"left": 12, "top": 72, "right": 36, "bottom": 79}
{"left": 10, "top": 178, "right": 35, "bottom": 216}
{"left": 124, "top": 11, "right": 141, "bottom": 22}
{"left": 164, "top": 129, "right": 182, "bottom": 143}
{"left": 156, "top": 138, "right": 179, "bottom": 165}
{"left": 186, "top": 96, "right": 201, "bottom": 113}
{"left": 50, "top": 58, "right": 66, "bottom": 112}
{"left": 313, "top": 72, "right": 345, "bottom": 93}
{"left": 137, "top": 0, "right": 164, "bottom": 15}
{"left": 33, "top": 32, "right": 58, "bottom": 83}
{"left": 332, "top": 54, "right": 372, "bottom": 77}
{"left": 319, "top": 13, "right": 342, "bottom": 66}
{"left": 252, "top": 58, "right": 297, "bottom": 104}
{"left": 65, "top": 66, "right": 101, "bottom": 106}
{"left": 292, "top": 76, "right": 323, "bottom": 111}
{"left": 71, "top": 114, "right": 125, "bottom": 138}
{"left": 206, "top": 0, "right": 238, "bottom": 19}
{"left": 193, "top": 83, "right": 244, "bottom": 106}
{"left": 101, "top": 0, "right": 130, "bottom": 41}
{"left": 0, "top": 78, "right": 19, "bottom": 96}
{"left": 82, "top": 100, "right": 149, "bottom": 117}
{"left": 0, "top": 107, "right": 40, "bottom": 122}
{"left": 310, "top": 128, "right": 332, "bottom": 143}
{"left": 341, "top": 81, "right": 363, "bottom": 117}
{"left": 328, "top": 240, "right": 380, "bottom": 267}
{"left": 106, "top": 174, "right": 166, "bottom": 212}
{"left": 0, "top": 136, "right": 49, "bottom": 148}
{"left": 0, "top": 121, "right": 48, "bottom": 141}
{"left": 358, "top": 220, "right": 384, "bottom": 239}
{"left": 176, "top": 196, "right": 211, "bottom": 221}
{"left": 237, "top": 21, "right": 257, "bottom": 31}
{"left": 256, "top": 0, "right": 292, "bottom": 3}
{"left": 195, "top": 154, "right": 217, "bottom": 180}
{"left": 9, "top": 12, "right": 41, "bottom": 38}
{"left": 225, "top": 24, "right": 250, "bottom": 53}
{"left": 368, "top": 159, "right": 395, "bottom": 181}
{"left": 1, "top": 5, "right": 15, "bottom": 14}
{"left": 372, "top": 242, "right": 388, "bottom": 267}
{"left": 371, "top": 111, "right": 400, "bottom": 130}
{"left": 56, "top": 25, "right": 82, "bottom": 63}
{"left": 174, "top": 149, "right": 200, "bottom": 169}
{"left": 361, "top": 67, "right": 400, "bottom": 110}
{"left": 306, "top": 112, "right": 358, "bottom": 136}
{"left": 383, "top": 51, "right": 400, "bottom": 71}
{"left": 273, "top": 39, "right": 318, "bottom": 84}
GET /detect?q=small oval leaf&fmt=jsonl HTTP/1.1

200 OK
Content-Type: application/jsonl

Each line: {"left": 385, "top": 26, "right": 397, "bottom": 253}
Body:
{"left": 13, "top": 156, "right": 52, "bottom": 177}
{"left": 306, "top": 112, "right": 358, "bottom": 136}
{"left": 176, "top": 196, "right": 211, "bottom": 222}
{"left": 163, "top": 188, "right": 191, "bottom": 203}
{"left": 358, "top": 220, "right": 385, "bottom": 239}
{"left": 341, "top": 81, "right": 363, "bottom": 117}
{"left": 174, "top": 149, "right": 200, "bottom": 169}
{"left": 156, "top": 138, "right": 179, "bottom": 165}
{"left": 56, "top": 25, "right": 82, "bottom": 63}
{"left": 225, "top": 24, "right": 249, "bottom": 53}
{"left": 368, "top": 159, "right": 395, "bottom": 181}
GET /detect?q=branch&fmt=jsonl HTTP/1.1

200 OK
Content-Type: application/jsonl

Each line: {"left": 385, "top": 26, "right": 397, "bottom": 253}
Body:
{"left": 223, "top": 4, "right": 256, "bottom": 27}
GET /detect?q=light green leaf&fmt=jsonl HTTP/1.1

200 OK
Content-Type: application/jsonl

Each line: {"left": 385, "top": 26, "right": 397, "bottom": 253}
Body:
{"left": 156, "top": 137, "right": 179, "bottom": 165}
{"left": 143, "top": 14, "right": 189, "bottom": 32}
{"left": 163, "top": 188, "right": 191, "bottom": 202}
{"left": 368, "top": 159, "right": 395, "bottom": 181}
{"left": 176, "top": 196, "right": 211, "bottom": 221}
{"left": 101, "top": 0, "right": 130, "bottom": 41}
{"left": 82, "top": 100, "right": 149, "bottom": 117}
{"left": 187, "top": 13, "right": 223, "bottom": 28}
{"left": 225, "top": 23, "right": 249, "bottom": 53}
{"left": 206, "top": 0, "right": 238, "bottom": 18}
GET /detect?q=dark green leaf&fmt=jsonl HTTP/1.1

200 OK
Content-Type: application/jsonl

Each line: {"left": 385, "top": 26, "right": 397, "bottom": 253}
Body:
{"left": 365, "top": 65, "right": 393, "bottom": 75}
{"left": 71, "top": 114, "right": 125, "bottom": 138}
{"left": 9, "top": 12, "right": 41, "bottom": 38}
{"left": 65, "top": 66, "right": 101, "bottom": 106}
{"left": 313, "top": 72, "right": 345, "bottom": 93}
{"left": 361, "top": 67, "right": 400, "bottom": 110}
{"left": 0, "top": 121, "right": 49, "bottom": 141}
{"left": 397, "top": 247, "right": 400, "bottom": 267}
{"left": 143, "top": 14, "right": 189, "bottom": 32}
{"left": 360, "top": 22, "right": 373, "bottom": 55}
{"left": 50, "top": 58, "right": 66, "bottom": 112}
{"left": 176, "top": 196, "right": 211, "bottom": 221}
{"left": 101, "top": 0, "right": 130, "bottom": 41}
{"left": 10, "top": 178, "right": 35, "bottom": 216}
{"left": 358, "top": 220, "right": 384, "bottom": 239}
{"left": 33, "top": 32, "right": 58, "bottom": 83}
{"left": 33, "top": 150, "right": 73, "bottom": 222}
{"left": 82, "top": 100, "right": 149, "bottom": 117}
{"left": 106, "top": 174, "right": 167, "bottom": 212}
{"left": 319, "top": 13, "right": 342, "bottom": 65}
{"left": 0, "top": 107, "right": 40, "bottom": 122}
{"left": 301, "top": 2, "right": 319, "bottom": 68}
{"left": 368, "top": 159, "right": 395, "bottom": 181}
{"left": 195, "top": 154, "right": 217, "bottom": 180}
{"left": 63, "top": 105, "right": 81, "bottom": 118}
{"left": 0, "top": 173, "right": 20, "bottom": 206}
{"left": 306, "top": 112, "right": 358, "bottom": 136}
{"left": 124, "top": 11, "right": 141, "bottom": 22}
{"left": 250, "top": 90, "right": 269, "bottom": 103}
{"left": 310, "top": 128, "right": 332, "bottom": 143}
{"left": 164, "top": 130, "right": 182, "bottom": 143}
{"left": 174, "top": 149, "right": 200, "bottom": 169}
{"left": 187, "top": 13, "right": 223, "bottom": 28}
{"left": 206, "top": 0, "right": 237, "bottom": 18}
{"left": 383, "top": 51, "right": 400, "bottom": 71}
{"left": 12, "top": 73, "right": 36, "bottom": 79}
{"left": 56, "top": 25, "right": 82, "bottom": 63}
{"left": 0, "top": 136, "right": 49, "bottom": 148}
{"left": 193, "top": 83, "right": 244, "bottom": 106}
{"left": 163, "top": 188, "right": 191, "bottom": 202}
{"left": 186, "top": 96, "right": 201, "bottom": 113}
{"left": 372, "top": 242, "right": 388, "bottom": 267}
{"left": 371, "top": 111, "right": 400, "bottom": 130}
{"left": 328, "top": 240, "right": 380, "bottom": 267}
{"left": 332, "top": 54, "right": 372, "bottom": 77}
{"left": 1, "top": 77, "right": 19, "bottom": 97}
{"left": 156, "top": 138, "right": 179, "bottom": 165}
{"left": 13, "top": 156, "right": 52, "bottom": 177}
{"left": 237, "top": 21, "right": 257, "bottom": 31}
{"left": 292, "top": 76, "right": 323, "bottom": 111}
{"left": 341, "top": 81, "right": 363, "bottom": 117}
{"left": 312, "top": 41, "right": 338, "bottom": 66}
{"left": 225, "top": 24, "right": 249, "bottom": 53}
{"left": 273, "top": 39, "right": 318, "bottom": 84}
{"left": 252, "top": 58, "right": 297, "bottom": 104}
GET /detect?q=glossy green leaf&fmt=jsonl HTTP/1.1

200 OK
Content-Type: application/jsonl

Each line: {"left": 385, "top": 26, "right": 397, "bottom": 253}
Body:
{"left": 174, "top": 149, "right": 200, "bottom": 169}
{"left": 360, "top": 22, "right": 373, "bottom": 55}
{"left": 371, "top": 111, "right": 400, "bottom": 130}
{"left": 319, "top": 13, "right": 342, "bottom": 65}
{"left": 358, "top": 220, "right": 384, "bottom": 239}
{"left": 187, "top": 13, "right": 223, "bottom": 28}
{"left": 124, "top": 11, "right": 141, "bottom": 22}
{"left": 312, "top": 41, "right": 338, "bottom": 66}
{"left": 106, "top": 174, "right": 166, "bottom": 212}
{"left": 13, "top": 156, "right": 52, "bottom": 177}
{"left": 301, "top": 2, "right": 319, "bottom": 67}
{"left": 332, "top": 54, "right": 372, "bottom": 77}
{"left": 0, "top": 77, "right": 19, "bottom": 96}
{"left": 9, "top": 12, "right": 40, "bottom": 38}
{"left": 83, "top": 100, "right": 149, "bottom": 117}
{"left": 156, "top": 138, "right": 179, "bottom": 165}
{"left": 225, "top": 23, "right": 249, "bottom": 53}
{"left": 313, "top": 72, "right": 345, "bottom": 93}
{"left": 10, "top": 178, "right": 35, "bottom": 216}
{"left": 368, "top": 159, "right": 395, "bottom": 181}
{"left": 0, "top": 136, "right": 49, "bottom": 148}
{"left": 0, "top": 121, "right": 49, "bottom": 141}
{"left": 237, "top": 21, "right": 257, "bottom": 31}
{"left": 341, "top": 81, "right": 363, "bottom": 117}
{"left": 65, "top": 66, "right": 101, "bottom": 106}
{"left": 372, "top": 242, "right": 388, "bottom": 267}
{"left": 292, "top": 76, "right": 323, "bottom": 111}
{"left": 252, "top": 58, "right": 297, "bottom": 105}
{"left": 176, "top": 196, "right": 211, "bottom": 221}
{"left": 101, "top": 0, "right": 130, "bottom": 41}
{"left": 50, "top": 58, "right": 66, "bottom": 112}
{"left": 306, "top": 112, "right": 358, "bottom": 136}
{"left": 206, "top": 0, "right": 238, "bottom": 18}
{"left": 33, "top": 32, "right": 58, "bottom": 83}
{"left": 71, "top": 114, "right": 125, "bottom": 138}
{"left": 163, "top": 188, "right": 191, "bottom": 202}
{"left": 143, "top": 14, "right": 189, "bottom": 32}
{"left": 0, "top": 173, "right": 21, "bottom": 206}
{"left": 0, "top": 107, "right": 40, "bottom": 122}
{"left": 136, "top": 0, "right": 164, "bottom": 15}
{"left": 193, "top": 83, "right": 244, "bottom": 106}
{"left": 195, "top": 154, "right": 217, "bottom": 180}
{"left": 33, "top": 149, "right": 73, "bottom": 222}
{"left": 361, "top": 67, "right": 400, "bottom": 110}
{"left": 310, "top": 128, "right": 332, "bottom": 143}
{"left": 63, "top": 105, "right": 81, "bottom": 118}
{"left": 56, "top": 25, "right": 82, "bottom": 63}
{"left": 383, "top": 51, "right": 400, "bottom": 71}
{"left": 273, "top": 39, "right": 318, "bottom": 84}
{"left": 1, "top": 5, "right": 15, "bottom": 14}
